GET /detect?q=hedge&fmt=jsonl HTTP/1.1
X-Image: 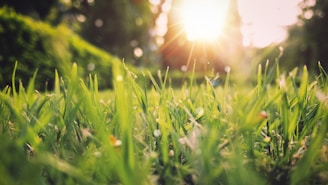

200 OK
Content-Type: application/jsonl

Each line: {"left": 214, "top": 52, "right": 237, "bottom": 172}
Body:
{"left": 0, "top": 7, "right": 120, "bottom": 90}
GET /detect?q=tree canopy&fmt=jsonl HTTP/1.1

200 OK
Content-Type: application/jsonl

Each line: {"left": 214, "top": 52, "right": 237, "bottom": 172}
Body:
{"left": 284, "top": 0, "right": 328, "bottom": 70}
{"left": 1, "top": 0, "right": 157, "bottom": 66}
{"left": 0, "top": 0, "right": 57, "bottom": 19}
{"left": 76, "top": 0, "right": 155, "bottom": 65}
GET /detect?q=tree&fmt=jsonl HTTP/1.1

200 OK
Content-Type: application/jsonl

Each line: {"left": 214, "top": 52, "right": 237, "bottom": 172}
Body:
{"left": 285, "top": 0, "right": 328, "bottom": 70}
{"left": 1, "top": 0, "right": 157, "bottom": 66}
{"left": 74, "top": 0, "right": 155, "bottom": 65}
{"left": 0, "top": 0, "right": 57, "bottom": 19}
{"left": 220, "top": 0, "right": 244, "bottom": 70}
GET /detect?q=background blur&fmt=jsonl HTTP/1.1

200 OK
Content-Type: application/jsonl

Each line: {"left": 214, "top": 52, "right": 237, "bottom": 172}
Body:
{"left": 1, "top": 0, "right": 328, "bottom": 89}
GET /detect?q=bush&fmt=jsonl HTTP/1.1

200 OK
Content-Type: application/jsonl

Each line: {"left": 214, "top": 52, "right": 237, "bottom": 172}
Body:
{"left": 0, "top": 7, "right": 120, "bottom": 90}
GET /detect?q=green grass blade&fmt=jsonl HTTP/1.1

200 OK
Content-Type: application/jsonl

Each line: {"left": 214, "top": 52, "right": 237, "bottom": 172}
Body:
{"left": 54, "top": 69, "right": 60, "bottom": 95}
{"left": 291, "top": 110, "right": 328, "bottom": 185}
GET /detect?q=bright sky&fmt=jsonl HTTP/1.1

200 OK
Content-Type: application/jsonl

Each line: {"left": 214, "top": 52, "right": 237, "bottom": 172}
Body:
{"left": 238, "top": 0, "right": 302, "bottom": 47}
{"left": 150, "top": 0, "right": 303, "bottom": 48}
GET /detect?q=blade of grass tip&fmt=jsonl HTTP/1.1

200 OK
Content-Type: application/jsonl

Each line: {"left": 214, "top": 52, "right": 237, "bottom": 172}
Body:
{"left": 1, "top": 85, "right": 10, "bottom": 94}
{"left": 318, "top": 61, "right": 327, "bottom": 76}
{"left": 299, "top": 65, "right": 308, "bottom": 105}
{"left": 276, "top": 46, "right": 284, "bottom": 62}
{"left": 54, "top": 69, "right": 60, "bottom": 95}
{"left": 87, "top": 74, "right": 99, "bottom": 102}
{"left": 130, "top": 74, "right": 148, "bottom": 114}
{"left": 163, "top": 66, "right": 169, "bottom": 88}
{"left": 78, "top": 79, "right": 100, "bottom": 124}
{"left": 221, "top": 66, "right": 231, "bottom": 114}
{"left": 70, "top": 62, "right": 78, "bottom": 84}
{"left": 289, "top": 67, "right": 299, "bottom": 95}
{"left": 157, "top": 67, "right": 170, "bottom": 105}
{"left": 11, "top": 61, "right": 18, "bottom": 101}
{"left": 261, "top": 59, "right": 278, "bottom": 90}
{"left": 317, "top": 61, "right": 328, "bottom": 87}
{"left": 18, "top": 80, "right": 25, "bottom": 109}
{"left": 264, "top": 59, "right": 269, "bottom": 80}
{"left": 157, "top": 70, "right": 163, "bottom": 88}
{"left": 188, "top": 59, "right": 197, "bottom": 97}
{"left": 0, "top": 93, "right": 25, "bottom": 126}
{"left": 94, "top": 74, "right": 98, "bottom": 96}
{"left": 64, "top": 63, "right": 78, "bottom": 117}
{"left": 261, "top": 60, "right": 269, "bottom": 90}
{"left": 288, "top": 103, "right": 300, "bottom": 140}
{"left": 60, "top": 63, "right": 82, "bottom": 144}
{"left": 257, "top": 64, "right": 262, "bottom": 96}
{"left": 26, "top": 69, "right": 38, "bottom": 106}
{"left": 88, "top": 73, "right": 94, "bottom": 93}
{"left": 223, "top": 66, "right": 230, "bottom": 92}
{"left": 276, "top": 59, "right": 280, "bottom": 84}
{"left": 148, "top": 71, "right": 161, "bottom": 92}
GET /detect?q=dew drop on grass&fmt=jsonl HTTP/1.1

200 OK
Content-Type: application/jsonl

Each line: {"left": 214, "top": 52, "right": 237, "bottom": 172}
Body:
{"left": 116, "top": 75, "right": 123, "bottom": 81}
{"left": 153, "top": 129, "right": 161, "bottom": 137}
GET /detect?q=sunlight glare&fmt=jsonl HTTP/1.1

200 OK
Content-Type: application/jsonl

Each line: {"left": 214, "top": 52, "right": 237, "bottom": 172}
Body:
{"left": 180, "top": 0, "right": 229, "bottom": 42}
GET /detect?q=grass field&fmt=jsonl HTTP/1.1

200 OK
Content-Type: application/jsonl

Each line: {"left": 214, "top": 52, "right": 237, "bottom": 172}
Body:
{"left": 0, "top": 61, "right": 327, "bottom": 185}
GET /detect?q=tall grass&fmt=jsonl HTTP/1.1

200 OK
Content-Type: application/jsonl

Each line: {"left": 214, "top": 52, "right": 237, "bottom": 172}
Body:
{"left": 0, "top": 61, "right": 327, "bottom": 185}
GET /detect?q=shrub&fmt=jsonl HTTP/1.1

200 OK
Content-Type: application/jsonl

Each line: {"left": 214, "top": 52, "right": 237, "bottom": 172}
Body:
{"left": 0, "top": 7, "right": 119, "bottom": 90}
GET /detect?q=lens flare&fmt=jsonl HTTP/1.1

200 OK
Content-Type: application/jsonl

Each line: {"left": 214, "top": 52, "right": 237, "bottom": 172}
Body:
{"left": 180, "top": 0, "right": 229, "bottom": 41}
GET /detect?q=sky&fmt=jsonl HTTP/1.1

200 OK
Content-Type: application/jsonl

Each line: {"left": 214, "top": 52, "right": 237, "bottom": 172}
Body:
{"left": 238, "top": 0, "right": 302, "bottom": 47}
{"left": 150, "top": 0, "right": 303, "bottom": 48}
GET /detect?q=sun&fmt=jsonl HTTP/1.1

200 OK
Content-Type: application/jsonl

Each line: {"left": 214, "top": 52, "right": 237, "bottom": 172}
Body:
{"left": 179, "top": 0, "right": 229, "bottom": 42}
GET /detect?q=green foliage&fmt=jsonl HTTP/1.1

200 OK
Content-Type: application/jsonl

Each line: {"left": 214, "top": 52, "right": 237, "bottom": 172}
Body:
{"left": 0, "top": 0, "right": 57, "bottom": 19}
{"left": 78, "top": 0, "right": 155, "bottom": 65}
{"left": 284, "top": 0, "right": 328, "bottom": 71}
{"left": 0, "top": 62, "right": 327, "bottom": 185}
{"left": 0, "top": 7, "right": 119, "bottom": 90}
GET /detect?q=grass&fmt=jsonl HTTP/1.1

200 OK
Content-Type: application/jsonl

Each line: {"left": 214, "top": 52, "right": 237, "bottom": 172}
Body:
{"left": 0, "top": 61, "right": 327, "bottom": 185}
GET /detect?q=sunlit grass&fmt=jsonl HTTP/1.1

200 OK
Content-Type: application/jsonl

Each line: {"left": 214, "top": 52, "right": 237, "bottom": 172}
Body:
{"left": 0, "top": 61, "right": 327, "bottom": 185}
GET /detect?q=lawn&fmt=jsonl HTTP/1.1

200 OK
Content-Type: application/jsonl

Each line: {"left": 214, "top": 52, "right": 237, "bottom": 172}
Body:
{"left": 0, "top": 61, "right": 327, "bottom": 185}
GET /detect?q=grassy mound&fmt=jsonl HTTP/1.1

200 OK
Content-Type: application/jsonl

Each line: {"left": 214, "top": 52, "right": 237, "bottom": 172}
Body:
{"left": 0, "top": 7, "right": 120, "bottom": 89}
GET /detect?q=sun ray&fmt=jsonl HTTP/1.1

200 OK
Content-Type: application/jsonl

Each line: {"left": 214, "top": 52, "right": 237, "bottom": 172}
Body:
{"left": 160, "top": 0, "right": 243, "bottom": 73}
{"left": 185, "top": 42, "right": 196, "bottom": 70}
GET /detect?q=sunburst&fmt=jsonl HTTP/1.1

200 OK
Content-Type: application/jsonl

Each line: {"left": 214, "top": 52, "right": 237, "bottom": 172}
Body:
{"left": 179, "top": 0, "right": 229, "bottom": 42}
{"left": 160, "top": 0, "right": 241, "bottom": 73}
